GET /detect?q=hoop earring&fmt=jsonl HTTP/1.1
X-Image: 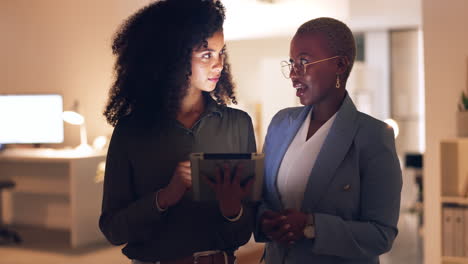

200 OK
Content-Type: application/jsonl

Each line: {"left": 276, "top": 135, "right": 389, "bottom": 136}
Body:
{"left": 335, "top": 75, "right": 341, "bottom": 89}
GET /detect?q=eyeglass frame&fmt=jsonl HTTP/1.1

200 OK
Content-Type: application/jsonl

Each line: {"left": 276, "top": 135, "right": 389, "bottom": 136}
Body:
{"left": 280, "top": 55, "right": 341, "bottom": 79}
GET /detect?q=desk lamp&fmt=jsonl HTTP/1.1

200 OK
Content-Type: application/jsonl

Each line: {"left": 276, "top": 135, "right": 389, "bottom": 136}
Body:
{"left": 62, "top": 109, "right": 93, "bottom": 153}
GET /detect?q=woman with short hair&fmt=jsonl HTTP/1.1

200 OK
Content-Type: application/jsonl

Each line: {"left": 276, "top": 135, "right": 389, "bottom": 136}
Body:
{"left": 256, "top": 17, "right": 402, "bottom": 264}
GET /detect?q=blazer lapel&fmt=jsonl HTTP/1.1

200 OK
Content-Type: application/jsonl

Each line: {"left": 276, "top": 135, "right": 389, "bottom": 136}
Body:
{"left": 301, "top": 95, "right": 359, "bottom": 212}
{"left": 268, "top": 106, "right": 311, "bottom": 210}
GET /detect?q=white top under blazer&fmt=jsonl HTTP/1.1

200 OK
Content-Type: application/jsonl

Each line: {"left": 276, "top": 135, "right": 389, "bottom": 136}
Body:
{"left": 277, "top": 109, "right": 337, "bottom": 209}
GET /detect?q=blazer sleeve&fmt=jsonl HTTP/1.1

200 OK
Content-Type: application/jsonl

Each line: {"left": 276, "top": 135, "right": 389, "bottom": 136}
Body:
{"left": 99, "top": 121, "right": 165, "bottom": 245}
{"left": 311, "top": 126, "right": 402, "bottom": 258}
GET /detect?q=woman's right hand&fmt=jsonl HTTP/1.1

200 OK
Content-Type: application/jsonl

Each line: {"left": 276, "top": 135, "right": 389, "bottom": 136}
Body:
{"left": 157, "top": 161, "right": 192, "bottom": 209}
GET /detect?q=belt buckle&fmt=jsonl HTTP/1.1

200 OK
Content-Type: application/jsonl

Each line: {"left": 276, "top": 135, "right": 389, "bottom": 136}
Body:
{"left": 193, "top": 250, "right": 221, "bottom": 264}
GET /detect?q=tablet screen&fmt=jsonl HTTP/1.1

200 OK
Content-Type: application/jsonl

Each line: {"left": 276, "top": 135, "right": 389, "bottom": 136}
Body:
{"left": 190, "top": 153, "right": 264, "bottom": 202}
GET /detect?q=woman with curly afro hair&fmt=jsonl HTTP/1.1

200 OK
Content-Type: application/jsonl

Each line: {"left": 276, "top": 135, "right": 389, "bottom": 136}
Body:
{"left": 99, "top": 1, "right": 257, "bottom": 263}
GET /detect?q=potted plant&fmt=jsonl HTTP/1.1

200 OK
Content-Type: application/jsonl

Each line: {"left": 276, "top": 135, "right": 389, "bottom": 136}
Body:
{"left": 457, "top": 91, "right": 468, "bottom": 137}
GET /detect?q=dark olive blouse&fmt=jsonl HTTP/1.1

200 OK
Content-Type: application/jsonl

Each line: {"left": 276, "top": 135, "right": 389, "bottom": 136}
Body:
{"left": 99, "top": 97, "right": 257, "bottom": 262}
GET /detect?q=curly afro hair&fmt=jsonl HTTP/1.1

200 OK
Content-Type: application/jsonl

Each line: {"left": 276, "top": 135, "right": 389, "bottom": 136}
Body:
{"left": 104, "top": 0, "right": 236, "bottom": 127}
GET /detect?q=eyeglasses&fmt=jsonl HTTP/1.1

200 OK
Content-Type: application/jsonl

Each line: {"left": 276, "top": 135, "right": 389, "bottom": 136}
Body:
{"left": 280, "top": 56, "right": 340, "bottom": 79}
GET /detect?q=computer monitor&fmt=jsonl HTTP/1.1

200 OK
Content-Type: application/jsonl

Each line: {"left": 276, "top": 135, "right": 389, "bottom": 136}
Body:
{"left": 0, "top": 94, "right": 64, "bottom": 144}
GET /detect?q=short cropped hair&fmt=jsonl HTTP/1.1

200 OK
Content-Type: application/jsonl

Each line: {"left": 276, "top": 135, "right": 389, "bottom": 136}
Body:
{"left": 297, "top": 17, "right": 356, "bottom": 80}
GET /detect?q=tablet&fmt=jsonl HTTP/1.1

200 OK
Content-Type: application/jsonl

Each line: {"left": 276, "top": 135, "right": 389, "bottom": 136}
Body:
{"left": 190, "top": 153, "right": 264, "bottom": 202}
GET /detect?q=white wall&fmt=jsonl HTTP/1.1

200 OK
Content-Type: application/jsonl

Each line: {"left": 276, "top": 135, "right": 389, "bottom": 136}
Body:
{"left": 227, "top": 37, "right": 295, "bottom": 149}
{"left": 422, "top": 0, "right": 468, "bottom": 263}
{"left": 348, "top": 0, "right": 421, "bottom": 31}
{"left": 363, "top": 31, "right": 391, "bottom": 120}
{"left": 223, "top": 0, "right": 421, "bottom": 40}
{"left": 223, "top": 0, "right": 349, "bottom": 40}
{"left": 390, "top": 30, "right": 424, "bottom": 155}
{"left": 0, "top": 0, "right": 150, "bottom": 148}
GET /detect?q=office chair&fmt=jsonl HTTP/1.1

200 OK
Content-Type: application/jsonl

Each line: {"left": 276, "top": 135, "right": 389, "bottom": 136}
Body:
{"left": 0, "top": 180, "right": 22, "bottom": 244}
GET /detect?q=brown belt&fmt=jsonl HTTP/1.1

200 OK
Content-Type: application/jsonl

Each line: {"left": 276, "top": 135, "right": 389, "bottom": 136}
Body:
{"left": 160, "top": 251, "right": 236, "bottom": 264}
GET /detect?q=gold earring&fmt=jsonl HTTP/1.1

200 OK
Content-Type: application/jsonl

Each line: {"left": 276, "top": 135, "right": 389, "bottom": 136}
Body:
{"left": 335, "top": 75, "right": 341, "bottom": 89}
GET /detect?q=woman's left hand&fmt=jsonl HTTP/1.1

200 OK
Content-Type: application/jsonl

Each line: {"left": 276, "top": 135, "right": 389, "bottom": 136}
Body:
{"left": 206, "top": 163, "right": 253, "bottom": 218}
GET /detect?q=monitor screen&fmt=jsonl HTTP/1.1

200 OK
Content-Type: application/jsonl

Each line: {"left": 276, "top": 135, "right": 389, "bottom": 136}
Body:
{"left": 0, "top": 94, "right": 64, "bottom": 144}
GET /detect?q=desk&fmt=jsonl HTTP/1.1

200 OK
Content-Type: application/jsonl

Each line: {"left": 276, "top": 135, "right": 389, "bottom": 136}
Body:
{"left": 0, "top": 148, "right": 106, "bottom": 248}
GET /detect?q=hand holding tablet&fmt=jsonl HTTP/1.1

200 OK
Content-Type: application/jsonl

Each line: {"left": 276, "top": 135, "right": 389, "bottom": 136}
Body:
{"left": 190, "top": 153, "right": 264, "bottom": 202}
{"left": 204, "top": 163, "right": 254, "bottom": 217}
